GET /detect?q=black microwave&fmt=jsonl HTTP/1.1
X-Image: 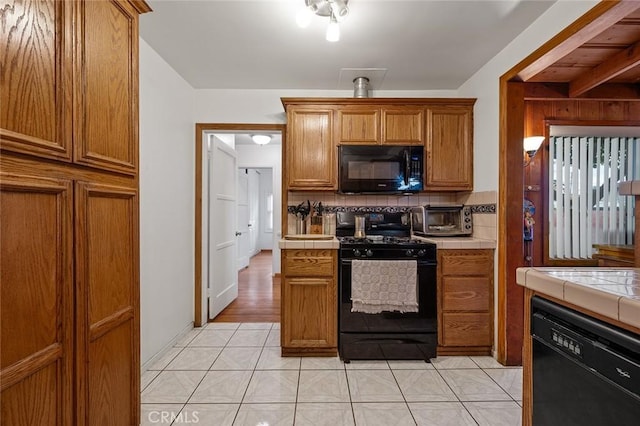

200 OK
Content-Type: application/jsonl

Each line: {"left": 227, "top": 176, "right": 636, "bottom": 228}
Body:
{"left": 338, "top": 145, "right": 424, "bottom": 194}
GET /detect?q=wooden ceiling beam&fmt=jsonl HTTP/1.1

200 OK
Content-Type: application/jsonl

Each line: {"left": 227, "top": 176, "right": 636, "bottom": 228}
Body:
{"left": 515, "top": 1, "right": 640, "bottom": 82}
{"left": 569, "top": 41, "right": 640, "bottom": 96}
{"left": 524, "top": 82, "right": 640, "bottom": 100}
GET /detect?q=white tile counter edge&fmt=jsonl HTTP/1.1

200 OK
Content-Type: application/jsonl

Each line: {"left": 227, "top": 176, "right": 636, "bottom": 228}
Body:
{"left": 412, "top": 235, "right": 496, "bottom": 249}
{"left": 516, "top": 267, "right": 640, "bottom": 329}
{"left": 279, "top": 238, "right": 340, "bottom": 249}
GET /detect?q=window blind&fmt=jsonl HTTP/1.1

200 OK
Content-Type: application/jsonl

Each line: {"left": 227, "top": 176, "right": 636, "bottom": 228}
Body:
{"left": 549, "top": 136, "right": 639, "bottom": 259}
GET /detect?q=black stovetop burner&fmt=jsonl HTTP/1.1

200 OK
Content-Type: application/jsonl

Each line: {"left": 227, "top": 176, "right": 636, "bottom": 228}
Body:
{"left": 338, "top": 236, "right": 426, "bottom": 246}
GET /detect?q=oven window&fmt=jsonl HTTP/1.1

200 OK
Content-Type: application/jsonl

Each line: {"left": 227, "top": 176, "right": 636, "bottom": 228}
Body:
{"left": 427, "top": 212, "right": 460, "bottom": 230}
{"left": 347, "top": 161, "right": 400, "bottom": 180}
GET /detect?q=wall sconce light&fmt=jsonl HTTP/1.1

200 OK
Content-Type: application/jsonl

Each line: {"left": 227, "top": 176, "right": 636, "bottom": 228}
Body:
{"left": 523, "top": 136, "right": 544, "bottom": 165}
{"left": 251, "top": 134, "right": 271, "bottom": 145}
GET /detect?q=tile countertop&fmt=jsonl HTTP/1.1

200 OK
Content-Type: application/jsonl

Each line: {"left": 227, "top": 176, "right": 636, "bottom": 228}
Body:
{"left": 516, "top": 267, "right": 640, "bottom": 329}
{"left": 412, "top": 235, "right": 496, "bottom": 249}
{"left": 279, "top": 237, "right": 340, "bottom": 250}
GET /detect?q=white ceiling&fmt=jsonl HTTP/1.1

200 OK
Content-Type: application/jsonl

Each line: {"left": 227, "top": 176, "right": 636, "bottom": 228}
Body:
{"left": 140, "top": 0, "right": 556, "bottom": 91}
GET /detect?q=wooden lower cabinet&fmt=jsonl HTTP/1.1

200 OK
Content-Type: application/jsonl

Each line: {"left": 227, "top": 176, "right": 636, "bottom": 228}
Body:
{"left": 281, "top": 249, "right": 337, "bottom": 356}
{"left": 437, "top": 249, "right": 494, "bottom": 355}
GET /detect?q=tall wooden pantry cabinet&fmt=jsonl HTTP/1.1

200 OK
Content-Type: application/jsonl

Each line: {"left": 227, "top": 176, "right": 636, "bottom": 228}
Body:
{"left": 1, "top": 1, "right": 151, "bottom": 424}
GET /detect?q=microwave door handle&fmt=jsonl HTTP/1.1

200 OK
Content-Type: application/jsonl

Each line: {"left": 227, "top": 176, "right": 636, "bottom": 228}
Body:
{"left": 404, "top": 150, "right": 410, "bottom": 186}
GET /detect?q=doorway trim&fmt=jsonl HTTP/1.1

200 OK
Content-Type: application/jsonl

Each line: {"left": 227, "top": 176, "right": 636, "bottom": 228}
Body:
{"left": 194, "top": 123, "right": 286, "bottom": 327}
{"left": 497, "top": 2, "right": 626, "bottom": 364}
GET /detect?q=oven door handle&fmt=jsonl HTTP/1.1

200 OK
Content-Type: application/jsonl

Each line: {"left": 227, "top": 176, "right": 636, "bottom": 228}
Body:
{"left": 341, "top": 258, "right": 435, "bottom": 266}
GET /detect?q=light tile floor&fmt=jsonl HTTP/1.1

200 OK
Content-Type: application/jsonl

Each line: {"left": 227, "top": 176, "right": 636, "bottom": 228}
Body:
{"left": 141, "top": 323, "right": 522, "bottom": 425}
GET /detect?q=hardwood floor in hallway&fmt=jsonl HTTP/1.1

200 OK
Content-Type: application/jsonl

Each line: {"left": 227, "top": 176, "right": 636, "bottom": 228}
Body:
{"left": 212, "top": 250, "right": 280, "bottom": 323}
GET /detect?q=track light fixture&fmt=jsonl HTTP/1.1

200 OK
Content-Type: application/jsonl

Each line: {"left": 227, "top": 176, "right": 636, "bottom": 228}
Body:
{"left": 296, "top": 0, "right": 349, "bottom": 42}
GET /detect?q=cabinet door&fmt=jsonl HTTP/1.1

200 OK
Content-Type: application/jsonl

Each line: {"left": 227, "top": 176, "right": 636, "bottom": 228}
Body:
{"left": 337, "top": 108, "right": 380, "bottom": 145}
{"left": 0, "top": 0, "right": 73, "bottom": 161}
{"left": 1, "top": 173, "right": 73, "bottom": 426}
{"left": 286, "top": 109, "right": 336, "bottom": 190}
{"left": 282, "top": 277, "right": 337, "bottom": 348}
{"left": 74, "top": 0, "right": 140, "bottom": 175}
{"left": 425, "top": 107, "right": 473, "bottom": 190}
{"left": 75, "top": 182, "right": 139, "bottom": 425}
{"left": 381, "top": 108, "right": 424, "bottom": 145}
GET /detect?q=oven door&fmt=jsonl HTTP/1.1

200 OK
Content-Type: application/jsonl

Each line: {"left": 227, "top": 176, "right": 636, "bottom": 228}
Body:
{"left": 338, "top": 258, "right": 437, "bottom": 333}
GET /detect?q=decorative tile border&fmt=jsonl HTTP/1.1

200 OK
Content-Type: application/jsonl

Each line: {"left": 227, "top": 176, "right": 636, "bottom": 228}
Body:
{"left": 287, "top": 205, "right": 412, "bottom": 214}
{"left": 288, "top": 204, "right": 496, "bottom": 214}
{"left": 469, "top": 204, "right": 496, "bottom": 214}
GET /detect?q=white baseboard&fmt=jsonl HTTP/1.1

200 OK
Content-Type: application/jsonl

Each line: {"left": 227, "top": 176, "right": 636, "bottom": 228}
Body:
{"left": 141, "top": 321, "right": 194, "bottom": 374}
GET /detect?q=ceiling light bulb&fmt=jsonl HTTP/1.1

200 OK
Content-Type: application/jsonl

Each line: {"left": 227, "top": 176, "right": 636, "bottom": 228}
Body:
{"left": 251, "top": 134, "right": 271, "bottom": 145}
{"left": 326, "top": 14, "right": 340, "bottom": 42}
{"left": 296, "top": 5, "right": 313, "bottom": 28}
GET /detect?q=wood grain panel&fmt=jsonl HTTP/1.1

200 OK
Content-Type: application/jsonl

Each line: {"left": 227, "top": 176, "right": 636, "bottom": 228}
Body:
{"left": 282, "top": 277, "right": 336, "bottom": 347}
{"left": 286, "top": 108, "right": 335, "bottom": 190}
{"left": 75, "top": 0, "right": 139, "bottom": 174}
{"left": 283, "top": 250, "right": 335, "bottom": 276}
{"left": 0, "top": 173, "right": 73, "bottom": 425}
{"left": 425, "top": 106, "right": 473, "bottom": 190}
{"left": 0, "top": 0, "right": 72, "bottom": 160}
{"left": 88, "top": 321, "right": 135, "bottom": 426}
{"left": 441, "top": 312, "right": 492, "bottom": 347}
{"left": 442, "top": 277, "right": 491, "bottom": 311}
{"left": 75, "top": 182, "right": 139, "bottom": 424}
{"left": 337, "top": 108, "right": 379, "bottom": 144}
{"left": 381, "top": 108, "right": 424, "bottom": 145}
{"left": 1, "top": 364, "right": 59, "bottom": 426}
{"left": 440, "top": 251, "right": 493, "bottom": 276}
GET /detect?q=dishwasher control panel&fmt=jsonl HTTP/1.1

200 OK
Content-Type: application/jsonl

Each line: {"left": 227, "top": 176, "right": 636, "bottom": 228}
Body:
{"left": 551, "top": 328, "right": 583, "bottom": 357}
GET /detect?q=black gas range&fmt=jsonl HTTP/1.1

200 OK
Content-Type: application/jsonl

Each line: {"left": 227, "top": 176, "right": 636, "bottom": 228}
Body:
{"left": 335, "top": 211, "right": 438, "bottom": 362}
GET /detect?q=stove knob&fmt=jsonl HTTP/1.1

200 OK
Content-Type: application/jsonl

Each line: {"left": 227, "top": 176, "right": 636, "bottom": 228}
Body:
{"left": 353, "top": 249, "right": 361, "bottom": 257}
{"left": 366, "top": 250, "right": 373, "bottom": 257}
{"left": 417, "top": 249, "right": 426, "bottom": 257}
{"left": 405, "top": 249, "right": 415, "bottom": 257}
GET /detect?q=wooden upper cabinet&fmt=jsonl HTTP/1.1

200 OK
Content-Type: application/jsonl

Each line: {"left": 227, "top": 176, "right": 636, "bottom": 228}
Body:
{"left": 74, "top": 0, "right": 140, "bottom": 175}
{"left": 381, "top": 108, "right": 424, "bottom": 145}
{"left": 285, "top": 107, "right": 336, "bottom": 190}
{"left": 337, "top": 106, "right": 424, "bottom": 145}
{"left": 337, "top": 108, "right": 379, "bottom": 145}
{"left": 425, "top": 106, "right": 474, "bottom": 191}
{"left": 0, "top": 0, "right": 73, "bottom": 161}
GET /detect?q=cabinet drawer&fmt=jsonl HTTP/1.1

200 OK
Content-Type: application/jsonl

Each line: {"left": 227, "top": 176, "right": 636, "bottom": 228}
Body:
{"left": 441, "top": 312, "right": 492, "bottom": 347}
{"left": 440, "top": 252, "right": 492, "bottom": 276}
{"left": 283, "top": 250, "right": 335, "bottom": 277}
{"left": 442, "top": 276, "right": 491, "bottom": 311}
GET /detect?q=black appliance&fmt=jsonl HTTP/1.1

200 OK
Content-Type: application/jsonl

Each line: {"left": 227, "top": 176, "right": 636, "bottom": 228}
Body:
{"left": 531, "top": 296, "right": 640, "bottom": 425}
{"left": 337, "top": 211, "right": 437, "bottom": 362}
{"left": 338, "top": 145, "right": 424, "bottom": 194}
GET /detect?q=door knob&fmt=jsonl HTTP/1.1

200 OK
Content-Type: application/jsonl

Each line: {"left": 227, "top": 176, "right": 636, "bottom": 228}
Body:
{"left": 235, "top": 231, "right": 242, "bottom": 236}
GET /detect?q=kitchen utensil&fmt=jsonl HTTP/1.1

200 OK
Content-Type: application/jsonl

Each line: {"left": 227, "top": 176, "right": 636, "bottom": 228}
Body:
{"left": 354, "top": 215, "right": 366, "bottom": 238}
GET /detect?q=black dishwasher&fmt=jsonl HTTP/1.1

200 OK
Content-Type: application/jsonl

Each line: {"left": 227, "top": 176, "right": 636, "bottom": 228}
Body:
{"left": 531, "top": 296, "right": 640, "bottom": 425}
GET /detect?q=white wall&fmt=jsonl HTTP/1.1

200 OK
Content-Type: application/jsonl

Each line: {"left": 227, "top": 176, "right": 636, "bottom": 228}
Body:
{"left": 236, "top": 144, "right": 282, "bottom": 273}
{"left": 194, "top": 89, "right": 458, "bottom": 123}
{"left": 139, "top": 38, "right": 195, "bottom": 366}
{"left": 458, "top": 0, "right": 599, "bottom": 192}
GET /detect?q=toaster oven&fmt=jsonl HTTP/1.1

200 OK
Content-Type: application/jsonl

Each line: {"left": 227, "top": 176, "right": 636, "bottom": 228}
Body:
{"left": 411, "top": 205, "right": 473, "bottom": 237}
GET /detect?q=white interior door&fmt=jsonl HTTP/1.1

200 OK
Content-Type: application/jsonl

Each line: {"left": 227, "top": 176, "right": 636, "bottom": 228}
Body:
{"left": 236, "top": 169, "right": 250, "bottom": 270}
{"left": 208, "top": 139, "right": 238, "bottom": 319}
{"left": 248, "top": 169, "right": 260, "bottom": 256}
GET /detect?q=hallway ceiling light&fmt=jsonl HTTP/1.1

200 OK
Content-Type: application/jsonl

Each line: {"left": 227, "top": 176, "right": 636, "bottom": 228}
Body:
{"left": 296, "top": 0, "right": 349, "bottom": 42}
{"left": 251, "top": 134, "right": 272, "bottom": 145}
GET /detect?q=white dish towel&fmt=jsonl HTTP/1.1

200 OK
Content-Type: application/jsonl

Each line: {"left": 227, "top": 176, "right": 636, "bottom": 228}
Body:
{"left": 351, "top": 259, "right": 418, "bottom": 314}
